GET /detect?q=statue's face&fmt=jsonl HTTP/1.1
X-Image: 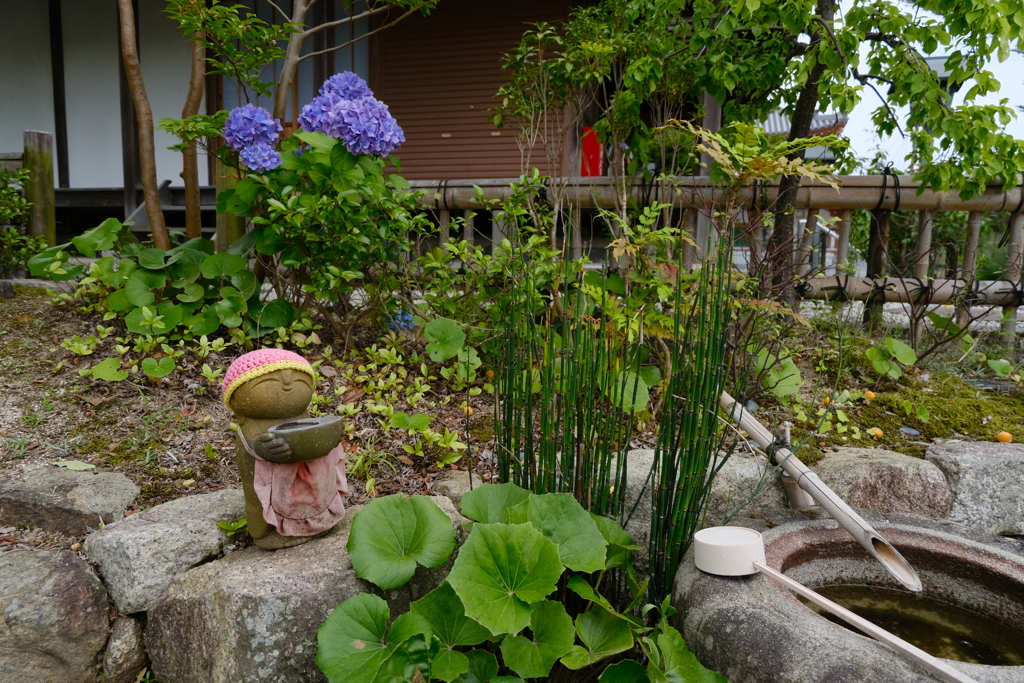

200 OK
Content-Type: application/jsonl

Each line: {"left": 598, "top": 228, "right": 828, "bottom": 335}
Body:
{"left": 229, "top": 368, "right": 314, "bottom": 419}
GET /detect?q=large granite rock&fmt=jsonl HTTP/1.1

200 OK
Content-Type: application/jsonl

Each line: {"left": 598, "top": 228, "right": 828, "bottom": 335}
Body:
{"left": 620, "top": 449, "right": 788, "bottom": 567}
{"left": 813, "top": 447, "right": 953, "bottom": 518}
{"left": 84, "top": 489, "right": 246, "bottom": 613}
{"left": 145, "top": 496, "right": 467, "bottom": 683}
{"left": 927, "top": 441, "right": 1024, "bottom": 535}
{"left": 0, "top": 466, "right": 139, "bottom": 536}
{"left": 102, "top": 616, "right": 147, "bottom": 683}
{"left": 0, "top": 550, "right": 111, "bottom": 683}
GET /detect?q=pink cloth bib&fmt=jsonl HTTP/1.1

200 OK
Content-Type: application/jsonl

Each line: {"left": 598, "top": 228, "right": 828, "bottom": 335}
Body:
{"left": 252, "top": 445, "right": 349, "bottom": 537}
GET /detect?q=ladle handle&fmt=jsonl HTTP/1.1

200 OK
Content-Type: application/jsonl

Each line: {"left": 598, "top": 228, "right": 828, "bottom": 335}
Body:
{"left": 752, "top": 561, "right": 978, "bottom": 683}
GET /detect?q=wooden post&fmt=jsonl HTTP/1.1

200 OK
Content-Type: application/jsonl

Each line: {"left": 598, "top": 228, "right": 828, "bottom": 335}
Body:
{"left": 463, "top": 210, "right": 475, "bottom": 246}
{"left": 797, "top": 209, "right": 819, "bottom": 277}
{"left": 214, "top": 157, "right": 243, "bottom": 252}
{"left": 23, "top": 131, "right": 56, "bottom": 247}
{"left": 1002, "top": 212, "right": 1024, "bottom": 340}
{"left": 956, "top": 210, "right": 983, "bottom": 327}
{"left": 835, "top": 209, "right": 852, "bottom": 274}
{"left": 913, "top": 211, "right": 933, "bottom": 279}
{"left": 863, "top": 209, "right": 891, "bottom": 331}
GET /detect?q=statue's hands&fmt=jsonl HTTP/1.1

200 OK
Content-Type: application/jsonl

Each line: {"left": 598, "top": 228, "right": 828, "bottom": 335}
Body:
{"left": 251, "top": 433, "right": 292, "bottom": 462}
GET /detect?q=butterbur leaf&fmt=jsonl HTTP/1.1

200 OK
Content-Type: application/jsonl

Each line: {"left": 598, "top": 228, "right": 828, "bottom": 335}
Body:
{"left": 411, "top": 583, "right": 490, "bottom": 682}
{"left": 424, "top": 317, "right": 465, "bottom": 362}
{"left": 315, "top": 594, "right": 392, "bottom": 683}
{"left": 500, "top": 600, "right": 575, "bottom": 679}
{"left": 253, "top": 299, "right": 296, "bottom": 329}
{"left": 87, "top": 357, "right": 128, "bottom": 382}
{"left": 447, "top": 523, "right": 563, "bottom": 635}
{"left": 200, "top": 252, "right": 247, "bottom": 278}
{"left": 71, "top": 217, "right": 121, "bottom": 257}
{"left": 452, "top": 650, "right": 498, "bottom": 683}
{"left": 590, "top": 513, "right": 641, "bottom": 569}
{"left": 566, "top": 575, "right": 615, "bottom": 612}
{"left": 347, "top": 495, "right": 455, "bottom": 590}
{"left": 491, "top": 677, "right": 527, "bottom": 682}
{"left": 647, "top": 627, "right": 727, "bottom": 683}
{"left": 886, "top": 337, "right": 917, "bottom": 366}
{"left": 561, "top": 606, "right": 634, "bottom": 669}
{"left": 177, "top": 283, "right": 205, "bottom": 303}
{"left": 608, "top": 371, "right": 649, "bottom": 413}
{"left": 520, "top": 493, "right": 607, "bottom": 573}
{"left": 459, "top": 482, "right": 532, "bottom": 524}
{"left": 599, "top": 660, "right": 650, "bottom": 682}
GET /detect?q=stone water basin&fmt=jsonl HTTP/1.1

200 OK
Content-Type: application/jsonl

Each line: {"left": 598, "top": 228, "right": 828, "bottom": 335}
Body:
{"left": 674, "top": 516, "right": 1024, "bottom": 683}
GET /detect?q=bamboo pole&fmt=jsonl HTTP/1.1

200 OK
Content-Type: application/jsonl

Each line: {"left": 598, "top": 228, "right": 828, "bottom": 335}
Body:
{"left": 864, "top": 209, "right": 891, "bottom": 331}
{"left": 570, "top": 208, "right": 582, "bottom": 261}
{"left": 463, "top": 210, "right": 474, "bottom": 246}
{"left": 796, "top": 209, "right": 819, "bottom": 278}
{"left": 796, "top": 276, "right": 1021, "bottom": 306}
{"left": 913, "top": 210, "right": 933, "bottom": 279}
{"left": 835, "top": 209, "right": 852, "bottom": 274}
{"left": 1002, "top": 212, "right": 1024, "bottom": 340}
{"left": 23, "top": 131, "right": 56, "bottom": 247}
{"left": 956, "top": 211, "right": 984, "bottom": 327}
{"left": 438, "top": 209, "right": 449, "bottom": 246}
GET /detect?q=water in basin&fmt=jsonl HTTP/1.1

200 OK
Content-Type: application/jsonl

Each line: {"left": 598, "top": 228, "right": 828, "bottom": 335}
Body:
{"left": 802, "top": 584, "right": 1024, "bottom": 666}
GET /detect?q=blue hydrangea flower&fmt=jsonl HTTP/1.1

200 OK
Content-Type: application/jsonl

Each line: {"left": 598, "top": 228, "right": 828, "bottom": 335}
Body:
{"left": 239, "top": 142, "right": 282, "bottom": 173}
{"left": 223, "top": 104, "right": 282, "bottom": 151}
{"left": 389, "top": 311, "right": 414, "bottom": 331}
{"left": 334, "top": 96, "right": 405, "bottom": 157}
{"left": 319, "top": 71, "right": 373, "bottom": 100}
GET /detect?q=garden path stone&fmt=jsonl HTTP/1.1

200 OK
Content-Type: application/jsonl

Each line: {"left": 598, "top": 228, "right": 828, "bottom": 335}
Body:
{"left": 102, "top": 616, "right": 147, "bottom": 683}
{"left": 0, "top": 549, "right": 110, "bottom": 683}
{"left": 84, "top": 489, "right": 245, "bottom": 613}
{"left": 0, "top": 465, "right": 139, "bottom": 536}
{"left": 145, "top": 496, "right": 467, "bottom": 683}
{"left": 926, "top": 441, "right": 1024, "bottom": 535}
{"left": 812, "top": 447, "right": 953, "bottom": 518}
{"left": 432, "top": 468, "right": 476, "bottom": 505}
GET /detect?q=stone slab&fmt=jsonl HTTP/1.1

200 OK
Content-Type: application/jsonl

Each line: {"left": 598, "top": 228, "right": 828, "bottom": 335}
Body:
{"left": 0, "top": 466, "right": 139, "bottom": 536}
{"left": 84, "top": 490, "right": 246, "bottom": 613}
{"left": 926, "top": 441, "right": 1024, "bottom": 535}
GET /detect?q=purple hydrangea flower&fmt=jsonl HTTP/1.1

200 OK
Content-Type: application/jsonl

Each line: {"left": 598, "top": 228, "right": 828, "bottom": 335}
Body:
{"left": 239, "top": 142, "right": 282, "bottom": 173}
{"left": 223, "top": 104, "right": 282, "bottom": 151}
{"left": 319, "top": 71, "right": 373, "bottom": 100}
{"left": 334, "top": 96, "right": 405, "bottom": 157}
{"left": 298, "top": 92, "right": 344, "bottom": 137}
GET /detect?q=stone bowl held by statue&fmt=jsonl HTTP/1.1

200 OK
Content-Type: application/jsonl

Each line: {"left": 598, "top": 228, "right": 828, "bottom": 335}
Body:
{"left": 267, "top": 415, "right": 345, "bottom": 461}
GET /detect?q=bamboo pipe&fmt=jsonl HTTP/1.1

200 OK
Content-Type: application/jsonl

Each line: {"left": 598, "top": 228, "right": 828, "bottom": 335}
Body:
{"left": 796, "top": 276, "right": 1023, "bottom": 307}
{"left": 720, "top": 392, "right": 923, "bottom": 592}
{"left": 409, "top": 176, "right": 1024, "bottom": 213}
{"left": 1002, "top": 212, "right": 1024, "bottom": 339}
{"left": 913, "top": 211, "right": 934, "bottom": 279}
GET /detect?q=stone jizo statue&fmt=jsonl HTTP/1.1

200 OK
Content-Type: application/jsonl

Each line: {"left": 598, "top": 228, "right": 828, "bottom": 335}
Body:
{"left": 222, "top": 349, "right": 348, "bottom": 550}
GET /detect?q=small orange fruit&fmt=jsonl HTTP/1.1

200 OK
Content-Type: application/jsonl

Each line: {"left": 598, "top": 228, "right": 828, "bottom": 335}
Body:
{"left": 823, "top": 396, "right": 831, "bottom": 406}
{"left": 864, "top": 391, "right": 876, "bottom": 401}
{"left": 868, "top": 427, "right": 883, "bottom": 438}
{"left": 462, "top": 406, "right": 474, "bottom": 417}
{"left": 485, "top": 370, "right": 495, "bottom": 379}
{"left": 997, "top": 432, "right": 1013, "bottom": 443}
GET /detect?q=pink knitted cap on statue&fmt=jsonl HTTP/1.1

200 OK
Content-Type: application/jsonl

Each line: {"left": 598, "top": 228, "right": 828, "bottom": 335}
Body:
{"left": 222, "top": 348, "right": 315, "bottom": 406}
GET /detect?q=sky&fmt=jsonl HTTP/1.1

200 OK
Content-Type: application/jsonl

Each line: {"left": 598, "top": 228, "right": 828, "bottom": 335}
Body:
{"left": 839, "top": 18, "right": 1024, "bottom": 168}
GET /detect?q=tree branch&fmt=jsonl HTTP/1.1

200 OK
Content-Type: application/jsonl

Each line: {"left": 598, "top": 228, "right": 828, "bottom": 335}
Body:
{"left": 813, "top": 15, "right": 847, "bottom": 67}
{"left": 855, "top": 74, "right": 905, "bottom": 137}
{"left": 298, "top": 4, "right": 427, "bottom": 63}
{"left": 260, "top": 0, "right": 290, "bottom": 22}
{"left": 300, "top": 4, "right": 394, "bottom": 39}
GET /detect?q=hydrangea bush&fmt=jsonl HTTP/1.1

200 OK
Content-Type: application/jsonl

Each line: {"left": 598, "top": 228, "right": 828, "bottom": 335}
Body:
{"left": 217, "top": 72, "right": 425, "bottom": 338}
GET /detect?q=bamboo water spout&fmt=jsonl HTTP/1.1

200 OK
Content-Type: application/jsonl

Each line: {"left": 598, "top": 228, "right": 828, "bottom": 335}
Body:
{"left": 720, "top": 391, "right": 923, "bottom": 592}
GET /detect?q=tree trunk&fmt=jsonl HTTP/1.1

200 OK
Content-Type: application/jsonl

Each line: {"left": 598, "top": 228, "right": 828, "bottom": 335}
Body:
{"left": 863, "top": 208, "right": 890, "bottom": 331}
{"left": 766, "top": 0, "right": 836, "bottom": 300}
{"left": 273, "top": 0, "right": 309, "bottom": 123}
{"left": 117, "top": 0, "right": 170, "bottom": 250}
{"left": 181, "top": 32, "right": 206, "bottom": 240}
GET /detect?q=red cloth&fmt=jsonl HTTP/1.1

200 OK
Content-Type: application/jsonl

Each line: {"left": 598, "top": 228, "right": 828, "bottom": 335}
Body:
{"left": 252, "top": 445, "right": 349, "bottom": 537}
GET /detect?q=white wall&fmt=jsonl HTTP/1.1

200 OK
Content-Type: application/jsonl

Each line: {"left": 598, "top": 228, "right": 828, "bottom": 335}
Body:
{"left": 0, "top": 1, "right": 56, "bottom": 174}
{"left": 62, "top": 0, "right": 123, "bottom": 188}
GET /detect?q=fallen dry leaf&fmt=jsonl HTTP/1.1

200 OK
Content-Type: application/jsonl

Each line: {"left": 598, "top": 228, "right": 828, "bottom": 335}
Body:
{"left": 397, "top": 455, "right": 415, "bottom": 467}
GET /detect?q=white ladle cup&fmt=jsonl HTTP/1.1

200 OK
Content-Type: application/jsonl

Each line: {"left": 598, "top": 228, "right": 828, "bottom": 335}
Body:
{"left": 693, "top": 527, "right": 977, "bottom": 683}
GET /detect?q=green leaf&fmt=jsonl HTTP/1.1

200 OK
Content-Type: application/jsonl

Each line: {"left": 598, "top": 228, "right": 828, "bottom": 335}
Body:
{"left": 316, "top": 593, "right": 392, "bottom": 683}
{"left": 87, "top": 357, "right": 128, "bottom": 382}
{"left": 200, "top": 252, "right": 247, "bottom": 279}
{"left": 424, "top": 318, "right": 466, "bottom": 362}
{"left": 71, "top": 217, "right": 122, "bottom": 257}
{"left": 230, "top": 270, "right": 258, "bottom": 299}
{"left": 138, "top": 248, "right": 171, "bottom": 269}
{"left": 566, "top": 575, "right": 615, "bottom": 612}
{"left": 447, "top": 523, "right": 563, "bottom": 635}
{"left": 452, "top": 650, "right": 498, "bottom": 683}
{"left": 459, "top": 482, "right": 532, "bottom": 524}
{"left": 520, "top": 493, "right": 607, "bottom": 573}
{"left": 253, "top": 299, "right": 295, "bottom": 329}
{"left": 600, "top": 660, "right": 650, "bottom": 683}
{"left": 411, "top": 583, "right": 490, "bottom": 682}
{"left": 608, "top": 371, "right": 649, "bottom": 413}
{"left": 561, "top": 606, "right": 635, "bottom": 669}
{"left": 500, "top": 600, "right": 575, "bottom": 679}
{"left": 141, "top": 356, "right": 175, "bottom": 379}
{"left": 885, "top": 337, "right": 917, "bottom": 366}
{"left": 638, "top": 365, "right": 662, "bottom": 388}
{"left": 177, "top": 283, "right": 205, "bottom": 303}
{"left": 988, "top": 358, "right": 1013, "bottom": 378}
{"left": 54, "top": 460, "right": 96, "bottom": 471}
{"left": 647, "top": 627, "right": 726, "bottom": 683}
{"left": 124, "top": 270, "right": 165, "bottom": 307}
{"left": 347, "top": 495, "right": 456, "bottom": 590}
